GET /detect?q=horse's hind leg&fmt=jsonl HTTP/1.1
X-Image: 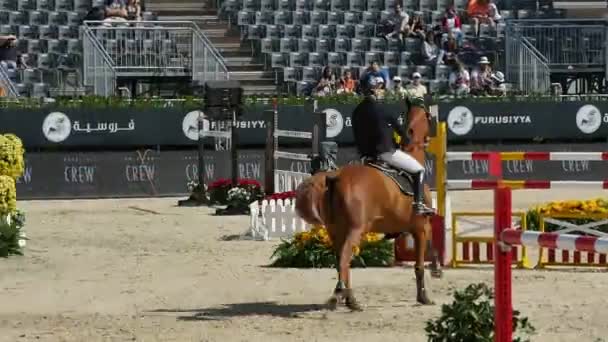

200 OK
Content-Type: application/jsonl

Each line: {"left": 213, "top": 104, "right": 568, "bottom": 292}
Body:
{"left": 413, "top": 221, "right": 434, "bottom": 305}
{"left": 332, "top": 228, "right": 364, "bottom": 311}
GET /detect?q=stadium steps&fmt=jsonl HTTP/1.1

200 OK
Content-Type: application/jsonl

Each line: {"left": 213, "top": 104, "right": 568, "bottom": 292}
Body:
{"left": 147, "top": 0, "right": 278, "bottom": 94}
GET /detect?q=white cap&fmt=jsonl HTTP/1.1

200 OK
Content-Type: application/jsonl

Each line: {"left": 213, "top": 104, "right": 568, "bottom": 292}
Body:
{"left": 412, "top": 72, "right": 422, "bottom": 78}
{"left": 479, "top": 56, "right": 490, "bottom": 64}
{"left": 393, "top": 76, "right": 402, "bottom": 81}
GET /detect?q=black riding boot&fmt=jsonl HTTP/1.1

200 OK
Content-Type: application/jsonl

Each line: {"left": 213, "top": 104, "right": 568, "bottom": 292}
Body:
{"left": 413, "top": 171, "right": 435, "bottom": 216}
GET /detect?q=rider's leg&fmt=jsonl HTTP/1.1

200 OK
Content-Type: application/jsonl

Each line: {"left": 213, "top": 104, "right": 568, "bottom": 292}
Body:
{"left": 378, "top": 150, "right": 435, "bottom": 216}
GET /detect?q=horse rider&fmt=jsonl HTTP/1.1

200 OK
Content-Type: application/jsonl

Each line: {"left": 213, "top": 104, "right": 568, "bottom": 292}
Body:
{"left": 351, "top": 77, "right": 435, "bottom": 216}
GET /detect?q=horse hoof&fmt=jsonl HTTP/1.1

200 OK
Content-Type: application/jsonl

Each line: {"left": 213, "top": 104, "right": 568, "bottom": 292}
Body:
{"left": 431, "top": 269, "right": 443, "bottom": 279}
{"left": 326, "top": 296, "right": 339, "bottom": 311}
{"left": 346, "top": 299, "right": 363, "bottom": 312}
{"left": 417, "top": 295, "right": 435, "bottom": 306}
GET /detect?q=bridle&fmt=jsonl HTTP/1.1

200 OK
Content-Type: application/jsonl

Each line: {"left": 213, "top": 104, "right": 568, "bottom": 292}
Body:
{"left": 403, "top": 101, "right": 432, "bottom": 151}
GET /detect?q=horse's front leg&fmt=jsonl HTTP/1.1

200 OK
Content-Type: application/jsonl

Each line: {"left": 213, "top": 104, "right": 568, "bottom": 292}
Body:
{"left": 413, "top": 222, "right": 434, "bottom": 305}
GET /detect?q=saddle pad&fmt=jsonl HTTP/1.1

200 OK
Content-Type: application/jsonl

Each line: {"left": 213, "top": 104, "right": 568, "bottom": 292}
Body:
{"left": 365, "top": 162, "right": 415, "bottom": 196}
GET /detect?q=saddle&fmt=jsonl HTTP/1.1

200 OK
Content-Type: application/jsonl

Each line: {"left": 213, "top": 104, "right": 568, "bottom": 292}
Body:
{"left": 361, "top": 157, "right": 415, "bottom": 196}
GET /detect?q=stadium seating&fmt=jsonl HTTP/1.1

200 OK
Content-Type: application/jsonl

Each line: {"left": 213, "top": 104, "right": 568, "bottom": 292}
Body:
{"left": 0, "top": 0, "right": 155, "bottom": 97}
{"left": 222, "top": 0, "right": 564, "bottom": 95}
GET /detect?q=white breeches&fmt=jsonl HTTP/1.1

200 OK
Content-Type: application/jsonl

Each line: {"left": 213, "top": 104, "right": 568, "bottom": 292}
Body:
{"left": 379, "top": 150, "right": 425, "bottom": 175}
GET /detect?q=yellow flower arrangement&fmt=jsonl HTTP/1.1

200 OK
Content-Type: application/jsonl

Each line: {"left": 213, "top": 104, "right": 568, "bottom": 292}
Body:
{"left": 271, "top": 225, "right": 393, "bottom": 268}
{"left": 0, "top": 175, "right": 17, "bottom": 216}
{"left": 0, "top": 134, "right": 25, "bottom": 179}
{"left": 526, "top": 198, "right": 608, "bottom": 232}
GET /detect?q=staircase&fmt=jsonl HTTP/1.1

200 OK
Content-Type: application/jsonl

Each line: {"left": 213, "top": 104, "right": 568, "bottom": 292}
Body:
{"left": 146, "top": 0, "right": 277, "bottom": 95}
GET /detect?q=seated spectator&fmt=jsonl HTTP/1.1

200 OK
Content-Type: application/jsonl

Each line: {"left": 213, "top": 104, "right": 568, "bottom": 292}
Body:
{"left": 337, "top": 70, "right": 357, "bottom": 94}
{"left": 467, "top": 0, "right": 492, "bottom": 36}
{"left": 489, "top": 71, "right": 506, "bottom": 96}
{"left": 405, "top": 72, "right": 428, "bottom": 98}
{"left": 391, "top": 76, "right": 408, "bottom": 97}
{"left": 0, "top": 35, "right": 27, "bottom": 70}
{"left": 126, "top": 0, "right": 142, "bottom": 21}
{"left": 384, "top": 3, "right": 410, "bottom": 45}
{"left": 369, "top": 76, "right": 386, "bottom": 99}
{"left": 470, "top": 56, "right": 493, "bottom": 95}
{"left": 422, "top": 31, "right": 440, "bottom": 65}
{"left": 105, "top": 0, "right": 129, "bottom": 23}
{"left": 488, "top": 1, "right": 502, "bottom": 26}
{"left": 313, "top": 66, "right": 336, "bottom": 97}
{"left": 448, "top": 58, "right": 470, "bottom": 96}
{"left": 438, "top": 32, "right": 459, "bottom": 64}
{"left": 441, "top": 7, "right": 463, "bottom": 46}
{"left": 408, "top": 13, "right": 426, "bottom": 40}
{"left": 360, "top": 61, "right": 390, "bottom": 89}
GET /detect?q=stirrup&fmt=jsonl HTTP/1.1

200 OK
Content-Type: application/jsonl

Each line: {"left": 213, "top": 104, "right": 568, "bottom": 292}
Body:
{"left": 414, "top": 202, "right": 435, "bottom": 216}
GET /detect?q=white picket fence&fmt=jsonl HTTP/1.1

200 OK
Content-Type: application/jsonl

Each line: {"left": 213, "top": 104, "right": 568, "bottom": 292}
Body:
{"left": 249, "top": 194, "right": 452, "bottom": 241}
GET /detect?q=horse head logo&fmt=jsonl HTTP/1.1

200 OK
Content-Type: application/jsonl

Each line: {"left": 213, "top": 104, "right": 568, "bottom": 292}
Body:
{"left": 576, "top": 104, "right": 602, "bottom": 134}
{"left": 42, "top": 112, "right": 71, "bottom": 143}
{"left": 322, "top": 108, "right": 344, "bottom": 138}
{"left": 446, "top": 106, "right": 474, "bottom": 136}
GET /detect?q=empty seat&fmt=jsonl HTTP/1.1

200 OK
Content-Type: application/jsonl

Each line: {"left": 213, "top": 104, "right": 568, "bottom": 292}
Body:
{"left": 38, "top": 25, "right": 57, "bottom": 39}
{"left": 336, "top": 24, "right": 353, "bottom": 38}
{"left": 247, "top": 25, "right": 263, "bottom": 40}
{"left": 346, "top": 52, "right": 362, "bottom": 66}
{"left": 48, "top": 11, "right": 67, "bottom": 26}
{"left": 284, "top": 25, "right": 301, "bottom": 38}
{"left": 308, "top": 52, "right": 324, "bottom": 66}
{"left": 17, "top": 0, "right": 35, "bottom": 10}
{"left": 397, "top": 65, "right": 415, "bottom": 79}
{"left": 58, "top": 25, "right": 77, "bottom": 39}
{"left": 265, "top": 25, "right": 281, "bottom": 39}
{"left": 47, "top": 39, "right": 66, "bottom": 54}
{"left": 295, "top": 0, "right": 311, "bottom": 11}
{"left": 9, "top": 11, "right": 25, "bottom": 25}
{"left": 312, "top": 0, "right": 328, "bottom": 11}
{"left": 330, "top": 0, "right": 344, "bottom": 11}
{"left": 289, "top": 52, "right": 307, "bottom": 67}
{"left": 362, "top": 11, "right": 377, "bottom": 25}
{"left": 74, "top": 0, "right": 91, "bottom": 13}
{"left": 260, "top": 0, "right": 275, "bottom": 11}
{"left": 318, "top": 25, "right": 334, "bottom": 39}
{"left": 435, "top": 64, "right": 449, "bottom": 79}
{"left": 270, "top": 52, "right": 286, "bottom": 68}
{"left": 237, "top": 11, "right": 252, "bottom": 25}
{"left": 400, "top": 51, "right": 411, "bottom": 65}
{"left": 343, "top": 12, "right": 358, "bottom": 25}
{"left": 385, "top": 0, "right": 397, "bottom": 9}
{"left": 310, "top": 11, "right": 326, "bottom": 25}
{"left": 387, "top": 38, "right": 401, "bottom": 51}
{"left": 260, "top": 38, "right": 275, "bottom": 53}
{"left": 327, "top": 52, "right": 342, "bottom": 67}
{"left": 243, "top": 0, "right": 258, "bottom": 12}
{"left": 255, "top": 11, "right": 273, "bottom": 25}
{"left": 0, "top": 0, "right": 17, "bottom": 11}
{"left": 364, "top": 52, "right": 380, "bottom": 65}
{"left": 334, "top": 38, "right": 350, "bottom": 52}
{"left": 284, "top": 66, "right": 297, "bottom": 82}
{"left": 26, "top": 38, "right": 44, "bottom": 53}
{"left": 18, "top": 25, "right": 36, "bottom": 39}
{"left": 315, "top": 39, "right": 330, "bottom": 53}
{"left": 31, "top": 82, "right": 49, "bottom": 98}
{"left": 280, "top": 38, "right": 295, "bottom": 52}
{"left": 66, "top": 11, "right": 80, "bottom": 26}
{"left": 277, "top": 0, "right": 291, "bottom": 10}
{"left": 37, "top": 53, "right": 57, "bottom": 70}
{"left": 367, "top": 0, "right": 384, "bottom": 11}
{"left": 351, "top": 38, "right": 368, "bottom": 52}
{"left": 292, "top": 10, "right": 308, "bottom": 25}
{"left": 54, "top": 0, "right": 72, "bottom": 11}
{"left": 383, "top": 51, "right": 399, "bottom": 66}
{"left": 302, "top": 66, "right": 317, "bottom": 81}
{"left": 350, "top": 0, "right": 365, "bottom": 12}
{"left": 416, "top": 65, "right": 431, "bottom": 78}
{"left": 369, "top": 38, "right": 386, "bottom": 52}
{"left": 355, "top": 24, "right": 372, "bottom": 38}
{"left": 274, "top": 10, "right": 291, "bottom": 25}
{"left": 28, "top": 10, "right": 47, "bottom": 25}
{"left": 327, "top": 11, "right": 343, "bottom": 25}
{"left": 301, "top": 25, "right": 318, "bottom": 39}
{"left": 297, "top": 38, "right": 314, "bottom": 52}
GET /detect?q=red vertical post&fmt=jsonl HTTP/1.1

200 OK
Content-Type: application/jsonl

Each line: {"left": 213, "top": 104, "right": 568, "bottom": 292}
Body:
{"left": 494, "top": 187, "right": 513, "bottom": 342}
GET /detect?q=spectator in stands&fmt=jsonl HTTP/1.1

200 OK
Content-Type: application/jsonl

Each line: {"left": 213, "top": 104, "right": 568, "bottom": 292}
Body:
{"left": 408, "top": 13, "right": 426, "bottom": 40}
{"left": 126, "top": 0, "right": 142, "bottom": 21}
{"left": 337, "top": 70, "right": 357, "bottom": 94}
{"left": 105, "top": 0, "right": 129, "bottom": 23}
{"left": 441, "top": 7, "right": 463, "bottom": 46}
{"left": 488, "top": 1, "right": 503, "bottom": 26}
{"left": 360, "top": 61, "right": 390, "bottom": 90}
{"left": 470, "top": 56, "right": 493, "bottom": 95}
{"left": 438, "top": 32, "right": 459, "bottom": 64}
{"left": 0, "top": 35, "right": 27, "bottom": 70}
{"left": 313, "top": 66, "right": 336, "bottom": 97}
{"left": 467, "top": 0, "right": 491, "bottom": 36}
{"left": 448, "top": 58, "right": 470, "bottom": 96}
{"left": 422, "top": 31, "right": 440, "bottom": 65}
{"left": 369, "top": 76, "right": 386, "bottom": 99}
{"left": 384, "top": 3, "right": 410, "bottom": 45}
{"left": 405, "top": 72, "right": 428, "bottom": 98}
{"left": 489, "top": 71, "right": 506, "bottom": 96}
{"left": 391, "top": 76, "right": 408, "bottom": 97}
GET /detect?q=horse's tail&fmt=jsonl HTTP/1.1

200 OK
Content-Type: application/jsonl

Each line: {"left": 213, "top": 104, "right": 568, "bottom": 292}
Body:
{"left": 324, "top": 173, "right": 339, "bottom": 225}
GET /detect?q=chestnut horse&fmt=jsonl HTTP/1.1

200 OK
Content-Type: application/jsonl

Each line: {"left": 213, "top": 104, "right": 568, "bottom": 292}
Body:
{"left": 295, "top": 97, "right": 442, "bottom": 311}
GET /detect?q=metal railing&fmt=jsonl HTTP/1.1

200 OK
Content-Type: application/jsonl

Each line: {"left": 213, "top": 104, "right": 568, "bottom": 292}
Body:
{"left": 506, "top": 36, "right": 550, "bottom": 94}
{"left": 0, "top": 64, "right": 19, "bottom": 98}
{"left": 83, "top": 27, "right": 116, "bottom": 97}
{"left": 81, "top": 21, "right": 229, "bottom": 95}
{"left": 506, "top": 19, "right": 607, "bottom": 71}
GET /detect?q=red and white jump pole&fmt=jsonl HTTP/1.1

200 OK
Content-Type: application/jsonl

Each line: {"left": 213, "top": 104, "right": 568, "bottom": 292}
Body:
{"left": 493, "top": 187, "right": 608, "bottom": 342}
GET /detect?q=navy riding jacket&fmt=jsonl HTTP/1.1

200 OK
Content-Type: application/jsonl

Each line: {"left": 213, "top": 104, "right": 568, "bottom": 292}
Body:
{"left": 351, "top": 96, "right": 407, "bottom": 158}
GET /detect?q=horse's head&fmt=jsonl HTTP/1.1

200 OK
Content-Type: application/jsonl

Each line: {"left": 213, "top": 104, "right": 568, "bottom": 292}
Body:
{"left": 401, "top": 96, "right": 432, "bottom": 153}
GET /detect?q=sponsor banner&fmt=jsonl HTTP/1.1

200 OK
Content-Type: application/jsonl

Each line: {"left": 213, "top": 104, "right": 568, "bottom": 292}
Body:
{"left": 15, "top": 143, "right": 608, "bottom": 199}
{"left": 441, "top": 101, "right": 608, "bottom": 141}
